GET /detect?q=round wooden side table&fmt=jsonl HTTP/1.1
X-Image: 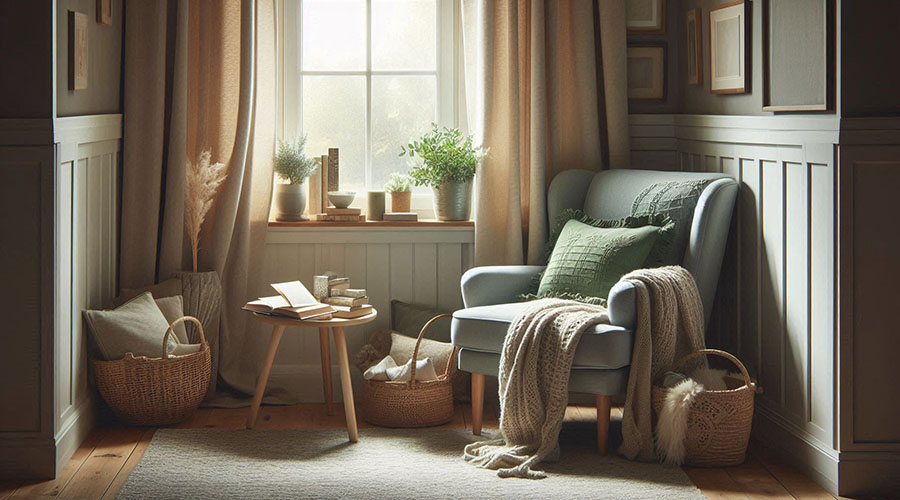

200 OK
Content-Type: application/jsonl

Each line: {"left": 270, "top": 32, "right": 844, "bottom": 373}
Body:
{"left": 245, "top": 310, "right": 378, "bottom": 442}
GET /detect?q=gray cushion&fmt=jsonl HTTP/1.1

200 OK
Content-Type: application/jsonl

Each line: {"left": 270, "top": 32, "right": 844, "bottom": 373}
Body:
{"left": 83, "top": 292, "right": 176, "bottom": 361}
{"left": 457, "top": 348, "right": 630, "bottom": 395}
{"left": 154, "top": 295, "right": 189, "bottom": 344}
{"left": 390, "top": 299, "right": 451, "bottom": 342}
{"left": 451, "top": 302, "right": 632, "bottom": 370}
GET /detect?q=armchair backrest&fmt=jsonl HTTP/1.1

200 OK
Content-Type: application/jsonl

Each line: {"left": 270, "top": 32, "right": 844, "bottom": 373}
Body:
{"left": 547, "top": 169, "right": 738, "bottom": 325}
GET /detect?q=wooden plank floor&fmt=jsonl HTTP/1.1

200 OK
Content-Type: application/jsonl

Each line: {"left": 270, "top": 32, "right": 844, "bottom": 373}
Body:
{"left": 3, "top": 403, "right": 842, "bottom": 500}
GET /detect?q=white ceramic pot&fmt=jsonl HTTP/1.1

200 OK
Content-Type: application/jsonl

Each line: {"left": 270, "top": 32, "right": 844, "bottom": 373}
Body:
{"left": 274, "top": 180, "right": 308, "bottom": 221}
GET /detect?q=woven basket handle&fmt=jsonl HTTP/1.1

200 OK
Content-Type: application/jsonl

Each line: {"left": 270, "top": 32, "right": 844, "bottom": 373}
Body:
{"left": 672, "top": 348, "right": 753, "bottom": 388}
{"left": 161, "top": 316, "right": 206, "bottom": 360}
{"left": 409, "top": 314, "right": 453, "bottom": 386}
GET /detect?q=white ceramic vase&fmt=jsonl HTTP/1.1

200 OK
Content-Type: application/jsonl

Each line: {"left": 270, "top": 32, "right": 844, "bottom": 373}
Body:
{"left": 274, "top": 180, "right": 308, "bottom": 221}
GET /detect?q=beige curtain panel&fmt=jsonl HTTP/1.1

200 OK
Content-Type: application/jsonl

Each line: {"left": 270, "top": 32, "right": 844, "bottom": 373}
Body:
{"left": 119, "top": 0, "right": 281, "bottom": 405}
{"left": 463, "top": 0, "right": 630, "bottom": 266}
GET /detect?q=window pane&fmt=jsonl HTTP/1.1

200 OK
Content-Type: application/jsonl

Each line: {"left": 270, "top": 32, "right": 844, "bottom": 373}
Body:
{"left": 302, "top": 0, "right": 366, "bottom": 71}
{"left": 302, "top": 75, "right": 367, "bottom": 194}
{"left": 372, "top": 0, "right": 437, "bottom": 71}
{"left": 371, "top": 75, "right": 436, "bottom": 192}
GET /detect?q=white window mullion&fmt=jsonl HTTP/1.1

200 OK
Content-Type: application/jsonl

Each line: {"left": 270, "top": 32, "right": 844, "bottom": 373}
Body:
{"left": 365, "top": 0, "right": 373, "bottom": 191}
{"left": 296, "top": 0, "right": 304, "bottom": 137}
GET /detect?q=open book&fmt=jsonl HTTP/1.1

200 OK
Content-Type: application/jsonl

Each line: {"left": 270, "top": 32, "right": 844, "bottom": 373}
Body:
{"left": 243, "top": 280, "right": 334, "bottom": 320}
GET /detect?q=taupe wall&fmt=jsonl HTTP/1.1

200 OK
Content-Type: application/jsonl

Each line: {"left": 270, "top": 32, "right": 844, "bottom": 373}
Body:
{"left": 56, "top": 0, "right": 123, "bottom": 116}
{"left": 0, "top": 1, "right": 53, "bottom": 118}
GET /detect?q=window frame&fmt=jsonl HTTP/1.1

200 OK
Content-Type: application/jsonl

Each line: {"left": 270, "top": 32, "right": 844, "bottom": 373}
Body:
{"left": 278, "top": 0, "right": 459, "bottom": 216}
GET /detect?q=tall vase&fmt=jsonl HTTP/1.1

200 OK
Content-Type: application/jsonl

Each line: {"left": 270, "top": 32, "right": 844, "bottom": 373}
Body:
{"left": 274, "top": 180, "right": 309, "bottom": 221}
{"left": 432, "top": 180, "right": 472, "bottom": 221}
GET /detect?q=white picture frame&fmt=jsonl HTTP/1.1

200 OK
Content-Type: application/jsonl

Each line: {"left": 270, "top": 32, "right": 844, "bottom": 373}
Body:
{"left": 709, "top": 0, "right": 747, "bottom": 94}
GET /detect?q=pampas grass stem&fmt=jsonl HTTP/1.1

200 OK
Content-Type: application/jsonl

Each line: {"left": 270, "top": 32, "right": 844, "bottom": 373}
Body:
{"left": 184, "top": 151, "right": 227, "bottom": 272}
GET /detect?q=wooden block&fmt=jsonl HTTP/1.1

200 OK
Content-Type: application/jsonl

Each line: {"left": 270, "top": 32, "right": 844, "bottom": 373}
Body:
{"left": 328, "top": 147, "right": 339, "bottom": 191}
{"left": 320, "top": 155, "right": 329, "bottom": 211}
{"left": 383, "top": 212, "right": 418, "bottom": 221}
{"left": 325, "top": 207, "right": 361, "bottom": 216}
{"left": 330, "top": 288, "right": 366, "bottom": 298}
{"left": 315, "top": 214, "right": 358, "bottom": 222}
{"left": 309, "top": 169, "right": 321, "bottom": 217}
{"left": 313, "top": 275, "right": 330, "bottom": 300}
{"left": 323, "top": 296, "right": 368, "bottom": 307}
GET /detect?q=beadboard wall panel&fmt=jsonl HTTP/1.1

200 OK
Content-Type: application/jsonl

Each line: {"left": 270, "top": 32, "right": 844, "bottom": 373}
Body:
{"left": 53, "top": 115, "right": 120, "bottom": 474}
{"left": 630, "top": 114, "right": 840, "bottom": 490}
{"left": 262, "top": 227, "right": 474, "bottom": 401}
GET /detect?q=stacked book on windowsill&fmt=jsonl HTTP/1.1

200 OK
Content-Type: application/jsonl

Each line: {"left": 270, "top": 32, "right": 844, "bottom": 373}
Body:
{"left": 314, "top": 207, "right": 365, "bottom": 222}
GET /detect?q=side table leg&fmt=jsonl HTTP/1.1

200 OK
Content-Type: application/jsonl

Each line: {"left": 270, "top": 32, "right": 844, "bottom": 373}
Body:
{"left": 318, "top": 327, "right": 334, "bottom": 415}
{"left": 246, "top": 325, "right": 285, "bottom": 429}
{"left": 331, "top": 326, "right": 359, "bottom": 442}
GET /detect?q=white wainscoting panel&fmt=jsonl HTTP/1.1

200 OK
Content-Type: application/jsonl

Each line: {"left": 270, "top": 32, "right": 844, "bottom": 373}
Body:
{"left": 631, "top": 114, "right": 840, "bottom": 490}
{"left": 53, "top": 114, "right": 120, "bottom": 471}
{"left": 262, "top": 226, "right": 474, "bottom": 401}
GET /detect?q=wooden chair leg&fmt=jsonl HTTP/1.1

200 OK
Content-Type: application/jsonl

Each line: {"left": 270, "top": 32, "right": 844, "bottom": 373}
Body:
{"left": 471, "top": 373, "right": 485, "bottom": 436}
{"left": 596, "top": 395, "right": 611, "bottom": 456}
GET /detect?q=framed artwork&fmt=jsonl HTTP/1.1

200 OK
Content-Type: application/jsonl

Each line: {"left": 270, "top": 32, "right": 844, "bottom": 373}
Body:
{"left": 709, "top": 0, "right": 748, "bottom": 94}
{"left": 686, "top": 8, "right": 702, "bottom": 86}
{"left": 68, "top": 11, "right": 88, "bottom": 90}
{"left": 626, "top": 0, "right": 666, "bottom": 34}
{"left": 627, "top": 44, "right": 666, "bottom": 101}
{"left": 97, "top": 0, "right": 112, "bottom": 25}
{"left": 762, "top": 0, "right": 834, "bottom": 111}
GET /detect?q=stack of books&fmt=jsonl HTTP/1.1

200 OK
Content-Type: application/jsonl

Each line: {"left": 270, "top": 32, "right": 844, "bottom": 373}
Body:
{"left": 314, "top": 275, "right": 373, "bottom": 319}
{"left": 315, "top": 207, "right": 365, "bottom": 222}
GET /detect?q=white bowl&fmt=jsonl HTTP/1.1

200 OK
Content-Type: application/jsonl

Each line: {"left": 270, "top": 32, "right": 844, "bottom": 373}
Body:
{"left": 327, "top": 191, "right": 356, "bottom": 209}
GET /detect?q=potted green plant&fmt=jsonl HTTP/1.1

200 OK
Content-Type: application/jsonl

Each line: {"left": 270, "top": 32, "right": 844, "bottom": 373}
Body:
{"left": 384, "top": 173, "right": 413, "bottom": 213}
{"left": 400, "top": 124, "right": 487, "bottom": 221}
{"left": 274, "top": 135, "right": 319, "bottom": 221}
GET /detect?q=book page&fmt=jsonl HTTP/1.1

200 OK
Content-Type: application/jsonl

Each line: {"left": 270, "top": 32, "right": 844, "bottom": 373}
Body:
{"left": 271, "top": 280, "right": 318, "bottom": 308}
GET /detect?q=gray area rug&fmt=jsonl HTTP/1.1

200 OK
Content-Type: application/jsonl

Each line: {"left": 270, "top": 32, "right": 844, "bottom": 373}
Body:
{"left": 118, "top": 426, "right": 705, "bottom": 499}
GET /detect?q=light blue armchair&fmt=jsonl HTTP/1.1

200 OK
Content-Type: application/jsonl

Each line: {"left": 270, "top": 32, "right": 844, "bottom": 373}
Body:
{"left": 451, "top": 168, "right": 738, "bottom": 454}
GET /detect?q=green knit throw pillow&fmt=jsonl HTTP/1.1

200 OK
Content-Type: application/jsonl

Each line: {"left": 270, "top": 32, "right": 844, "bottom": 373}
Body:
{"left": 630, "top": 179, "right": 714, "bottom": 264}
{"left": 535, "top": 219, "right": 664, "bottom": 304}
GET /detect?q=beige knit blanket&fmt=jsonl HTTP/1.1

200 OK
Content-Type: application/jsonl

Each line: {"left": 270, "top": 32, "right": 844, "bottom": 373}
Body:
{"left": 463, "top": 298, "right": 610, "bottom": 478}
{"left": 463, "top": 266, "right": 705, "bottom": 477}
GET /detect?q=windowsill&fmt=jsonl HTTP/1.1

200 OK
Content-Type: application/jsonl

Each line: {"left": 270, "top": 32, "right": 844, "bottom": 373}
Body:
{"left": 268, "top": 219, "right": 473, "bottom": 228}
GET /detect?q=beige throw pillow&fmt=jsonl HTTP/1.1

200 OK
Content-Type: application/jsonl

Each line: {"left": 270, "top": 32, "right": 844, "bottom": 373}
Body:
{"left": 389, "top": 332, "right": 453, "bottom": 377}
{"left": 154, "top": 295, "right": 189, "bottom": 343}
{"left": 83, "top": 292, "right": 176, "bottom": 361}
{"left": 114, "top": 278, "right": 182, "bottom": 307}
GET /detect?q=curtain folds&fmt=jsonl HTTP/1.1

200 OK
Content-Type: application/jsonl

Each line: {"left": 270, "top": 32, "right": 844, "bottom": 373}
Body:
{"left": 120, "top": 0, "right": 277, "bottom": 404}
{"left": 463, "top": 0, "right": 630, "bottom": 266}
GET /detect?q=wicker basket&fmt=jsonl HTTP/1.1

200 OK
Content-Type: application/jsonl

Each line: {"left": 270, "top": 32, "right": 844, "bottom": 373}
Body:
{"left": 652, "top": 349, "right": 757, "bottom": 467}
{"left": 363, "top": 314, "right": 457, "bottom": 427}
{"left": 91, "top": 316, "right": 211, "bottom": 426}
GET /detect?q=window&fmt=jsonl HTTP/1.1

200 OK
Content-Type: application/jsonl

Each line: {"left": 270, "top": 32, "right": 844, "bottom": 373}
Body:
{"left": 283, "top": 0, "right": 456, "bottom": 198}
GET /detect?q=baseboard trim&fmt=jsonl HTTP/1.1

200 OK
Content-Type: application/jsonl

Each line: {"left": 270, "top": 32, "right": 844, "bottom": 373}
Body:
{"left": 53, "top": 396, "right": 96, "bottom": 476}
{"left": 836, "top": 451, "right": 900, "bottom": 497}
{"left": 752, "top": 405, "right": 839, "bottom": 495}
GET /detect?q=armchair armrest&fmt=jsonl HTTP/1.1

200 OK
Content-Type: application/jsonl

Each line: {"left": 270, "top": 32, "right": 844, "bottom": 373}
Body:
{"left": 460, "top": 265, "right": 545, "bottom": 308}
{"left": 608, "top": 280, "right": 636, "bottom": 330}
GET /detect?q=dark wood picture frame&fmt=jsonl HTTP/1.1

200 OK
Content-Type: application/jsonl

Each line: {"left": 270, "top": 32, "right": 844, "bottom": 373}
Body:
{"left": 626, "top": 0, "right": 666, "bottom": 35}
{"left": 762, "top": 0, "right": 835, "bottom": 112}
{"left": 686, "top": 8, "right": 703, "bottom": 86}
{"left": 709, "top": 0, "right": 749, "bottom": 95}
{"left": 97, "top": 0, "right": 112, "bottom": 25}
{"left": 627, "top": 43, "right": 667, "bottom": 101}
